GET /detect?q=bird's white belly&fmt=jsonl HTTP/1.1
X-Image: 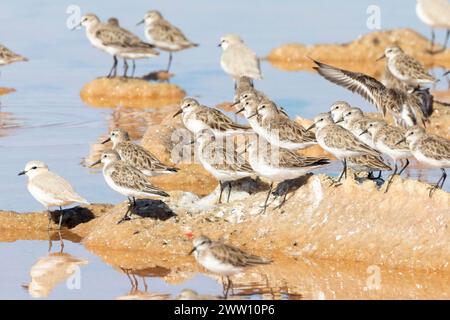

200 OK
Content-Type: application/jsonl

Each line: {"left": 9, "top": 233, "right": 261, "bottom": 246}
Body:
{"left": 376, "top": 141, "right": 410, "bottom": 161}
{"left": 185, "top": 118, "right": 208, "bottom": 134}
{"left": 27, "top": 183, "right": 65, "bottom": 208}
{"left": 87, "top": 32, "right": 119, "bottom": 56}
{"left": 196, "top": 254, "right": 242, "bottom": 276}
{"left": 413, "top": 150, "right": 450, "bottom": 168}
{"left": 416, "top": 4, "right": 440, "bottom": 27}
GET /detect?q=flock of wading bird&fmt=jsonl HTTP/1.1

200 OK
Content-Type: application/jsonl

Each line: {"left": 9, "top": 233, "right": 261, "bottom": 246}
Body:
{"left": 2, "top": 4, "right": 449, "bottom": 297}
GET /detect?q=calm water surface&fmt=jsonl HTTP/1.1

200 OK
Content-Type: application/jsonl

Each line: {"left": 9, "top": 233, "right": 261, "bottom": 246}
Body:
{"left": 0, "top": 0, "right": 448, "bottom": 299}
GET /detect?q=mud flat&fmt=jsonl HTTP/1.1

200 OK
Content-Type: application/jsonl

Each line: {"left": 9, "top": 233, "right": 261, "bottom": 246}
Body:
{"left": 80, "top": 77, "right": 185, "bottom": 109}
{"left": 1, "top": 174, "right": 449, "bottom": 299}
{"left": 0, "top": 87, "right": 15, "bottom": 96}
{"left": 267, "top": 29, "right": 450, "bottom": 77}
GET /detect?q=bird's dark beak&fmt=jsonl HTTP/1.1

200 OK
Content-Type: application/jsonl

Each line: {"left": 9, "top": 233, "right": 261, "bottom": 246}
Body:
{"left": 18, "top": 171, "right": 26, "bottom": 176}
{"left": 235, "top": 107, "right": 245, "bottom": 114}
{"left": 90, "top": 159, "right": 101, "bottom": 168}
{"left": 173, "top": 109, "right": 183, "bottom": 118}
{"left": 305, "top": 123, "right": 316, "bottom": 132}
{"left": 218, "top": 43, "right": 222, "bottom": 47}
{"left": 248, "top": 113, "right": 257, "bottom": 119}
{"left": 188, "top": 247, "right": 196, "bottom": 255}
{"left": 231, "top": 100, "right": 241, "bottom": 107}
{"left": 101, "top": 137, "right": 111, "bottom": 144}
{"left": 136, "top": 19, "right": 144, "bottom": 26}
{"left": 359, "top": 129, "right": 369, "bottom": 137}
{"left": 335, "top": 118, "right": 344, "bottom": 124}
{"left": 71, "top": 21, "right": 82, "bottom": 31}
{"left": 376, "top": 54, "right": 386, "bottom": 62}
{"left": 395, "top": 138, "right": 406, "bottom": 146}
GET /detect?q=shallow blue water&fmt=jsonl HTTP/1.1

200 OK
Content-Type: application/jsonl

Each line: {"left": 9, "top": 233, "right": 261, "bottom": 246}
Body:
{"left": 0, "top": 0, "right": 448, "bottom": 299}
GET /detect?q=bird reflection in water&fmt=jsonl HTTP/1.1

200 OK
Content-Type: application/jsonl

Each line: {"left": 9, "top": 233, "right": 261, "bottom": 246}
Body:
{"left": 116, "top": 268, "right": 171, "bottom": 300}
{"left": 22, "top": 237, "right": 88, "bottom": 298}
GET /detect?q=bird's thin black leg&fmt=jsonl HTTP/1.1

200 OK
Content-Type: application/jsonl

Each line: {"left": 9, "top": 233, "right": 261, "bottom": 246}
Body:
{"left": 261, "top": 182, "right": 274, "bottom": 214}
{"left": 108, "top": 56, "right": 118, "bottom": 78}
{"left": 131, "top": 60, "right": 136, "bottom": 77}
{"left": 398, "top": 158, "right": 410, "bottom": 176}
{"left": 227, "top": 182, "right": 232, "bottom": 203}
{"left": 385, "top": 163, "right": 398, "bottom": 193}
{"left": 117, "top": 197, "right": 133, "bottom": 224}
{"left": 218, "top": 181, "right": 224, "bottom": 204}
{"left": 429, "top": 169, "right": 447, "bottom": 197}
{"left": 166, "top": 52, "right": 173, "bottom": 72}
{"left": 430, "top": 28, "right": 436, "bottom": 54}
{"left": 336, "top": 159, "right": 347, "bottom": 183}
{"left": 443, "top": 29, "right": 450, "bottom": 51}
{"left": 123, "top": 59, "right": 129, "bottom": 78}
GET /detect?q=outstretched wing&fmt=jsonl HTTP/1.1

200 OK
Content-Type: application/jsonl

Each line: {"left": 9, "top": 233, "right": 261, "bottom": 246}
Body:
{"left": 312, "top": 59, "right": 387, "bottom": 116}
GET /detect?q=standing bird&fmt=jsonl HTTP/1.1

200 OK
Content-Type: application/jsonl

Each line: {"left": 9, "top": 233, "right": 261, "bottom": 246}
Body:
{"left": 312, "top": 59, "right": 432, "bottom": 127}
{"left": 0, "top": 44, "right": 28, "bottom": 67}
{"left": 378, "top": 46, "right": 437, "bottom": 89}
{"left": 102, "top": 129, "right": 178, "bottom": 176}
{"left": 137, "top": 10, "right": 198, "bottom": 72}
{"left": 416, "top": 0, "right": 450, "bottom": 54}
{"left": 91, "top": 151, "right": 169, "bottom": 224}
{"left": 306, "top": 113, "right": 380, "bottom": 184}
{"left": 173, "top": 97, "right": 252, "bottom": 137}
{"left": 106, "top": 17, "right": 156, "bottom": 77}
{"left": 77, "top": 14, "right": 159, "bottom": 78}
{"left": 251, "top": 100, "right": 317, "bottom": 150}
{"left": 360, "top": 121, "right": 412, "bottom": 192}
{"left": 399, "top": 126, "right": 450, "bottom": 196}
{"left": 194, "top": 129, "right": 254, "bottom": 203}
{"left": 219, "top": 34, "right": 262, "bottom": 85}
{"left": 189, "top": 235, "right": 272, "bottom": 298}
{"left": 247, "top": 138, "right": 329, "bottom": 212}
{"left": 18, "top": 161, "right": 89, "bottom": 230}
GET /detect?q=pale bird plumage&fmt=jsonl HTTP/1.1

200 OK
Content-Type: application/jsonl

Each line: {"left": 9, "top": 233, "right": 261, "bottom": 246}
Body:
{"left": 20, "top": 160, "right": 89, "bottom": 209}
{"left": 220, "top": 34, "right": 262, "bottom": 80}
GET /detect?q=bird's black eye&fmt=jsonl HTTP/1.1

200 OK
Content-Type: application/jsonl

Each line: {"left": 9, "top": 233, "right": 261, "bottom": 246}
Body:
{"left": 32, "top": 166, "right": 37, "bottom": 170}
{"left": 187, "top": 104, "right": 191, "bottom": 107}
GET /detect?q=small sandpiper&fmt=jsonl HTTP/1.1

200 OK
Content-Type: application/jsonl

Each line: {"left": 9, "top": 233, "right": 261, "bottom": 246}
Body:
{"left": 219, "top": 34, "right": 262, "bottom": 83}
{"left": 360, "top": 121, "right": 412, "bottom": 192}
{"left": 252, "top": 100, "right": 316, "bottom": 150}
{"left": 102, "top": 129, "right": 178, "bottom": 176}
{"left": 378, "top": 46, "right": 436, "bottom": 89}
{"left": 307, "top": 113, "right": 380, "bottom": 183}
{"left": 78, "top": 14, "right": 159, "bottom": 78}
{"left": 189, "top": 235, "right": 272, "bottom": 298}
{"left": 330, "top": 101, "right": 352, "bottom": 124}
{"left": 194, "top": 129, "right": 254, "bottom": 203}
{"left": 106, "top": 17, "right": 157, "bottom": 77}
{"left": 0, "top": 44, "right": 28, "bottom": 67}
{"left": 247, "top": 138, "right": 330, "bottom": 212}
{"left": 91, "top": 151, "right": 169, "bottom": 224}
{"left": 173, "top": 97, "right": 252, "bottom": 137}
{"left": 138, "top": 10, "right": 198, "bottom": 72}
{"left": 312, "top": 59, "right": 431, "bottom": 127}
{"left": 399, "top": 126, "right": 450, "bottom": 196}
{"left": 341, "top": 107, "right": 383, "bottom": 149}
{"left": 19, "top": 161, "right": 89, "bottom": 230}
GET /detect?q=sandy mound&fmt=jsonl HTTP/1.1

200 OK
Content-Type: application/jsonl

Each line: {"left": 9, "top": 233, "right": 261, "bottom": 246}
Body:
{"left": 267, "top": 28, "right": 450, "bottom": 77}
{"left": 80, "top": 77, "right": 185, "bottom": 109}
